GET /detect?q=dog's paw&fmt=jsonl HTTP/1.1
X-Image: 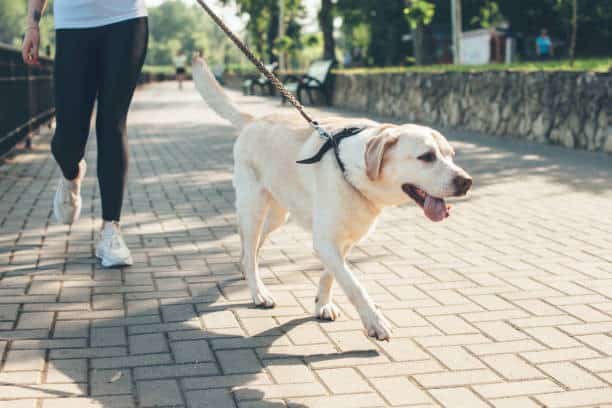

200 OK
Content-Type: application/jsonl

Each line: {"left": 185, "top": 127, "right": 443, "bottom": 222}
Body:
{"left": 252, "top": 287, "right": 276, "bottom": 309}
{"left": 364, "top": 312, "right": 392, "bottom": 341}
{"left": 315, "top": 302, "right": 341, "bottom": 321}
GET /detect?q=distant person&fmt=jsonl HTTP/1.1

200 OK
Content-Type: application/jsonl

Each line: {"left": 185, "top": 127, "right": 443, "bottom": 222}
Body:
{"left": 536, "top": 29, "right": 553, "bottom": 60}
{"left": 174, "top": 50, "right": 187, "bottom": 90}
{"left": 343, "top": 50, "right": 352, "bottom": 68}
{"left": 22, "top": 0, "right": 148, "bottom": 268}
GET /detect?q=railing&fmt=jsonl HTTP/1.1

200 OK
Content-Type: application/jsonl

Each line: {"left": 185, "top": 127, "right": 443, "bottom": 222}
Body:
{"left": 0, "top": 43, "right": 54, "bottom": 158}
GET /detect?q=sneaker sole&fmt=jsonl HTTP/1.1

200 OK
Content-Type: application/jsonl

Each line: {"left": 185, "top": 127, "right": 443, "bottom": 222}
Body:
{"left": 95, "top": 247, "right": 133, "bottom": 268}
{"left": 99, "top": 254, "right": 134, "bottom": 268}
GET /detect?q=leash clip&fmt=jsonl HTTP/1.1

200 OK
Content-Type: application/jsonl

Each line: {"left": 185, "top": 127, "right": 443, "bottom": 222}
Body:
{"left": 311, "top": 121, "right": 331, "bottom": 140}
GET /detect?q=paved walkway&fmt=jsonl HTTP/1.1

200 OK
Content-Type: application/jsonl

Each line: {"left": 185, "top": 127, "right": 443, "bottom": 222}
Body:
{"left": 1, "top": 81, "right": 612, "bottom": 408}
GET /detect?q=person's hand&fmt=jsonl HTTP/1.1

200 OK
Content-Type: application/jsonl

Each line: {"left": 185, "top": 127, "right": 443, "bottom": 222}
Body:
{"left": 22, "top": 27, "right": 40, "bottom": 65}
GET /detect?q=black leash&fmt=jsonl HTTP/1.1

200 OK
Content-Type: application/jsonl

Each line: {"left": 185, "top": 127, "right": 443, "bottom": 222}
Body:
{"left": 195, "top": 0, "right": 366, "bottom": 169}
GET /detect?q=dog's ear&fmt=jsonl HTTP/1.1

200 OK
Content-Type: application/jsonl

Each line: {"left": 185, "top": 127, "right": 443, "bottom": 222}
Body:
{"left": 365, "top": 129, "right": 399, "bottom": 181}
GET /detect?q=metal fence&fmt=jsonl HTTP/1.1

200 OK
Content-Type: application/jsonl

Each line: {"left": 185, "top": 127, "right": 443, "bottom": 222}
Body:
{"left": 0, "top": 43, "right": 54, "bottom": 158}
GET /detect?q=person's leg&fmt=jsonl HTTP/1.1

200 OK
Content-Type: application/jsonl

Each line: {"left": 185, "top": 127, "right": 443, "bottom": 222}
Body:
{"left": 95, "top": 17, "right": 148, "bottom": 223}
{"left": 50, "top": 28, "right": 98, "bottom": 224}
{"left": 51, "top": 28, "right": 98, "bottom": 180}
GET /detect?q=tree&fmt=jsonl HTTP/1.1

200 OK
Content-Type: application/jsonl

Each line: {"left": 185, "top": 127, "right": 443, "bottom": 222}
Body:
{"left": 218, "top": 0, "right": 303, "bottom": 65}
{"left": 319, "top": 0, "right": 336, "bottom": 63}
{"left": 569, "top": 0, "right": 577, "bottom": 66}
{"left": 371, "top": 0, "right": 411, "bottom": 66}
{"left": 403, "top": 0, "right": 435, "bottom": 65}
{"left": 335, "top": 0, "right": 374, "bottom": 65}
{"left": 146, "top": 1, "right": 249, "bottom": 69}
{"left": 480, "top": 0, "right": 611, "bottom": 57}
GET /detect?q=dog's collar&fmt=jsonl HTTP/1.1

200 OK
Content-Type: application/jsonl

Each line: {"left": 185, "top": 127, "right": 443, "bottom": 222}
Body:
{"left": 296, "top": 127, "right": 366, "bottom": 173}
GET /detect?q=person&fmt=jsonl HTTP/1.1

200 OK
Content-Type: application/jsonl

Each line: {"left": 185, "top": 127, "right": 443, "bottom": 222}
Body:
{"left": 173, "top": 50, "right": 187, "bottom": 90}
{"left": 22, "top": 0, "right": 148, "bottom": 268}
{"left": 536, "top": 29, "right": 553, "bottom": 60}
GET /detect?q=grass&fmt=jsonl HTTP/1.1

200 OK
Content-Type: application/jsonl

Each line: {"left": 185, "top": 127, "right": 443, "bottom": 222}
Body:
{"left": 143, "top": 58, "right": 611, "bottom": 78}
{"left": 335, "top": 58, "right": 612, "bottom": 75}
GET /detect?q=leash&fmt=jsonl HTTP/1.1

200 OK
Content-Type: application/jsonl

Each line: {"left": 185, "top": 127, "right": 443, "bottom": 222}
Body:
{"left": 195, "top": 0, "right": 367, "bottom": 171}
{"left": 195, "top": 0, "right": 331, "bottom": 141}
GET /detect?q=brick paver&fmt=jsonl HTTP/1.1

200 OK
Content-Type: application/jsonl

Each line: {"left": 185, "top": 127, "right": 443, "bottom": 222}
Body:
{"left": 1, "top": 81, "right": 611, "bottom": 407}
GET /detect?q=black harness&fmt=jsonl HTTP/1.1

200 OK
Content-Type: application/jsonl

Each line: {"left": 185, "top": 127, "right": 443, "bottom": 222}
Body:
{"left": 296, "top": 127, "right": 366, "bottom": 173}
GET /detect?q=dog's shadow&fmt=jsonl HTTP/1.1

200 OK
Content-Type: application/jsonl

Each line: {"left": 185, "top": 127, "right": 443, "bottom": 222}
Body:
{"left": 1, "top": 273, "right": 380, "bottom": 408}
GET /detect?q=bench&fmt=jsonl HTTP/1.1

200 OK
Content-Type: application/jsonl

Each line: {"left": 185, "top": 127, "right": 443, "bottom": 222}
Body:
{"left": 282, "top": 59, "right": 334, "bottom": 105}
{"left": 242, "top": 62, "right": 279, "bottom": 96}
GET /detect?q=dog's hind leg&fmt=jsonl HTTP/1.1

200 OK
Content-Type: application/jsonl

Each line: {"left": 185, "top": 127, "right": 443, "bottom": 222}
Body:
{"left": 235, "top": 166, "right": 276, "bottom": 308}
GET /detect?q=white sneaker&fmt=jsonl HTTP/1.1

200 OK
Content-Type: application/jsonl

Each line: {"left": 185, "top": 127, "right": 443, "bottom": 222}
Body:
{"left": 95, "top": 222, "right": 133, "bottom": 268}
{"left": 53, "top": 160, "right": 87, "bottom": 224}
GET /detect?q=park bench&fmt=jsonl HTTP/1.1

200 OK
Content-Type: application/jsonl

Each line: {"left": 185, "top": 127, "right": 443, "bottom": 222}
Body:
{"left": 242, "top": 62, "right": 279, "bottom": 96}
{"left": 282, "top": 59, "right": 334, "bottom": 105}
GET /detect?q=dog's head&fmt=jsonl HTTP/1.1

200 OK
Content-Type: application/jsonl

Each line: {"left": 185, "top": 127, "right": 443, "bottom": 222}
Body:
{"left": 359, "top": 124, "right": 472, "bottom": 221}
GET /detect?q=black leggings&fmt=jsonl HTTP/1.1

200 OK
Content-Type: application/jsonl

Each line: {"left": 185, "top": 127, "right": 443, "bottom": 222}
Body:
{"left": 51, "top": 17, "right": 148, "bottom": 222}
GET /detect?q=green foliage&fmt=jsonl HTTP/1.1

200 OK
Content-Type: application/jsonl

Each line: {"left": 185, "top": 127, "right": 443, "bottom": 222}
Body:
{"left": 0, "top": 0, "right": 55, "bottom": 52}
{"left": 470, "top": 0, "right": 505, "bottom": 28}
{"left": 146, "top": 1, "right": 247, "bottom": 68}
{"left": 0, "top": 0, "right": 26, "bottom": 45}
{"left": 403, "top": 0, "right": 436, "bottom": 29}
{"left": 303, "top": 34, "right": 319, "bottom": 48}
{"left": 219, "top": 0, "right": 304, "bottom": 64}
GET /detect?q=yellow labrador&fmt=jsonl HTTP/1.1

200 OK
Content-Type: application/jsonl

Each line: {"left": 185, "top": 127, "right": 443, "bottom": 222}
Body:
{"left": 192, "top": 58, "right": 472, "bottom": 340}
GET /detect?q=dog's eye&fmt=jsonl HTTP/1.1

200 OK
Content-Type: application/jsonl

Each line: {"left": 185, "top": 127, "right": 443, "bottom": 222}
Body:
{"left": 418, "top": 152, "right": 437, "bottom": 163}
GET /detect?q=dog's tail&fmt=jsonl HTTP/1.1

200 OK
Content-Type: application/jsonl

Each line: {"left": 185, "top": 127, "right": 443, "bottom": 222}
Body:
{"left": 191, "top": 57, "right": 253, "bottom": 129}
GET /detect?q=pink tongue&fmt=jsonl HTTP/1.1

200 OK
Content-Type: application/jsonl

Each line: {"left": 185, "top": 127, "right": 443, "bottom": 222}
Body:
{"left": 424, "top": 195, "right": 448, "bottom": 222}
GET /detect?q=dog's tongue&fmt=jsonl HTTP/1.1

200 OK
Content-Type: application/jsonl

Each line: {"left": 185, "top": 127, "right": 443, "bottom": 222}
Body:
{"left": 424, "top": 195, "right": 448, "bottom": 222}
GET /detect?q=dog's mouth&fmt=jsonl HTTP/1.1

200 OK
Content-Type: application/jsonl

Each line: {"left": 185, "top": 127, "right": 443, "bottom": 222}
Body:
{"left": 402, "top": 184, "right": 451, "bottom": 222}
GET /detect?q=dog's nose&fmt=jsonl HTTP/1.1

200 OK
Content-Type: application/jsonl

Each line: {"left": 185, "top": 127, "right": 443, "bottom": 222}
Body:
{"left": 453, "top": 175, "right": 472, "bottom": 196}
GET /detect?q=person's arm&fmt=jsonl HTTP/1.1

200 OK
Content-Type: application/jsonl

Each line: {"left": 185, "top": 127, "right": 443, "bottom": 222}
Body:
{"left": 22, "top": 0, "right": 49, "bottom": 65}
{"left": 535, "top": 39, "right": 541, "bottom": 56}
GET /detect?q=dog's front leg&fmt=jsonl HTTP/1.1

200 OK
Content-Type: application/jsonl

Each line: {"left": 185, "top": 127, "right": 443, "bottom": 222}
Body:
{"left": 314, "top": 243, "right": 392, "bottom": 340}
{"left": 314, "top": 269, "right": 341, "bottom": 321}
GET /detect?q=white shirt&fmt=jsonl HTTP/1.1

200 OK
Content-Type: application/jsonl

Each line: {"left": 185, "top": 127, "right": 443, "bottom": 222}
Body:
{"left": 173, "top": 55, "right": 187, "bottom": 69}
{"left": 54, "top": 0, "right": 147, "bottom": 29}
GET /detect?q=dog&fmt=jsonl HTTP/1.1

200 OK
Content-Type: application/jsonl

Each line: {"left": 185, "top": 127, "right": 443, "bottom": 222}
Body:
{"left": 192, "top": 57, "right": 472, "bottom": 340}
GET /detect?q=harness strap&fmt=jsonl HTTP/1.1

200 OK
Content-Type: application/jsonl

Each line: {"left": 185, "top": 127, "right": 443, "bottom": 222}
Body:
{"left": 297, "top": 127, "right": 366, "bottom": 173}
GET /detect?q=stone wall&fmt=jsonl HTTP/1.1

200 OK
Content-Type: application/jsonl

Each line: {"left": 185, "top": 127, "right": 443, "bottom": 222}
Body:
{"left": 332, "top": 71, "right": 611, "bottom": 153}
